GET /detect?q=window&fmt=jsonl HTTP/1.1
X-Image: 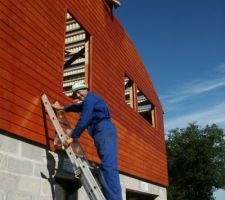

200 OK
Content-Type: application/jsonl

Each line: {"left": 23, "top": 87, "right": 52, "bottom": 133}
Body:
{"left": 55, "top": 178, "right": 81, "bottom": 200}
{"left": 137, "top": 88, "right": 155, "bottom": 126}
{"left": 126, "top": 190, "right": 157, "bottom": 200}
{"left": 124, "top": 74, "right": 156, "bottom": 127}
{"left": 63, "top": 12, "right": 89, "bottom": 98}
{"left": 124, "top": 75, "right": 134, "bottom": 108}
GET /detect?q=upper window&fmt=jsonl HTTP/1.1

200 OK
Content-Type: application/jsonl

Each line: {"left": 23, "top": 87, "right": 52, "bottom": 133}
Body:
{"left": 63, "top": 12, "right": 89, "bottom": 98}
{"left": 124, "top": 75, "right": 134, "bottom": 108}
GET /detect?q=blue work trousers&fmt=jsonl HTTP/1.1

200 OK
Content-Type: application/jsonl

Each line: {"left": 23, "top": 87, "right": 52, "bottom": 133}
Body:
{"left": 93, "top": 120, "right": 122, "bottom": 200}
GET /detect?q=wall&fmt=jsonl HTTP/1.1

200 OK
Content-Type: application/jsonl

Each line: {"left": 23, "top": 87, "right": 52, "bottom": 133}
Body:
{"left": 0, "top": 0, "right": 168, "bottom": 187}
{"left": 0, "top": 131, "right": 54, "bottom": 200}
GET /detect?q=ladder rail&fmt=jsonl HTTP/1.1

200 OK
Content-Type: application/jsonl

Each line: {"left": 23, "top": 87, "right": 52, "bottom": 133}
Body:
{"left": 41, "top": 94, "right": 106, "bottom": 200}
{"left": 55, "top": 110, "right": 90, "bottom": 166}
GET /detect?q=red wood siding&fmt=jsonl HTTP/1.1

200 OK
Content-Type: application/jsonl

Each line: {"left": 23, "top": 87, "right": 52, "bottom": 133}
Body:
{"left": 0, "top": 0, "right": 168, "bottom": 186}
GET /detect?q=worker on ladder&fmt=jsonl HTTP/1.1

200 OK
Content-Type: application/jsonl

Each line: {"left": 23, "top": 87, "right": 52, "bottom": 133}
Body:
{"left": 52, "top": 82, "right": 122, "bottom": 200}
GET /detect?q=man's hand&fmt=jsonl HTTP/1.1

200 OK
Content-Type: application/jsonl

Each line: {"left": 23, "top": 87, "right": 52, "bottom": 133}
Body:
{"left": 66, "top": 129, "right": 73, "bottom": 137}
{"left": 52, "top": 101, "right": 64, "bottom": 110}
{"left": 62, "top": 137, "right": 74, "bottom": 148}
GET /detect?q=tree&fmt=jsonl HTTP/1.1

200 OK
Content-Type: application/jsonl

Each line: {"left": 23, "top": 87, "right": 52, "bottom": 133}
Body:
{"left": 166, "top": 123, "right": 225, "bottom": 200}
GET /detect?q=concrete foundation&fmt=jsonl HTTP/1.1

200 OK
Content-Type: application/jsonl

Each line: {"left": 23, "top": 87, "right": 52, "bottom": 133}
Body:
{"left": 0, "top": 131, "right": 167, "bottom": 200}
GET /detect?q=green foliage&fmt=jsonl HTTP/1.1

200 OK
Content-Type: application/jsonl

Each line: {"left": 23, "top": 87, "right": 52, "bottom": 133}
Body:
{"left": 166, "top": 123, "right": 225, "bottom": 200}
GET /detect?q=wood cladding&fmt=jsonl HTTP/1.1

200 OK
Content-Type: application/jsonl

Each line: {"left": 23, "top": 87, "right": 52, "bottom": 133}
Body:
{"left": 0, "top": 0, "right": 168, "bottom": 186}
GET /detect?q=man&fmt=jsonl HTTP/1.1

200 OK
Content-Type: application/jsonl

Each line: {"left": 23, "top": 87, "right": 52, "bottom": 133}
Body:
{"left": 52, "top": 82, "right": 122, "bottom": 200}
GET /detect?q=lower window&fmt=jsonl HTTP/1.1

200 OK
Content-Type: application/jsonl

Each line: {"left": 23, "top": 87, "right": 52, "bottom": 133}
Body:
{"left": 137, "top": 88, "right": 155, "bottom": 127}
{"left": 55, "top": 178, "right": 81, "bottom": 200}
{"left": 126, "top": 190, "right": 157, "bottom": 200}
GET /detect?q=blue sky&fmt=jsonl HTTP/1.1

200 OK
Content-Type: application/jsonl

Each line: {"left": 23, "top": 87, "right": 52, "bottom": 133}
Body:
{"left": 115, "top": 1, "right": 225, "bottom": 199}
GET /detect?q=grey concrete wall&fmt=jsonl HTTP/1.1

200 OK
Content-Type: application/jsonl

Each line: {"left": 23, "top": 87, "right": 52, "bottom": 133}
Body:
{"left": 0, "top": 131, "right": 57, "bottom": 200}
{"left": 0, "top": 131, "right": 167, "bottom": 200}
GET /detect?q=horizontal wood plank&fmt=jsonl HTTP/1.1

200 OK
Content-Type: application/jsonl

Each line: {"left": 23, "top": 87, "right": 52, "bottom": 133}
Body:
{"left": 0, "top": 0, "right": 168, "bottom": 186}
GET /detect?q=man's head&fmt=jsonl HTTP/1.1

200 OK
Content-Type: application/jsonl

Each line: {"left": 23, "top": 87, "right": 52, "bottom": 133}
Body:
{"left": 72, "top": 82, "right": 88, "bottom": 101}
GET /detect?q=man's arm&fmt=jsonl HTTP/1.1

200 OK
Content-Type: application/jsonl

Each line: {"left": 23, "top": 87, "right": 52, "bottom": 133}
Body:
{"left": 52, "top": 101, "right": 83, "bottom": 112}
{"left": 71, "top": 95, "right": 97, "bottom": 138}
{"left": 64, "top": 102, "right": 83, "bottom": 112}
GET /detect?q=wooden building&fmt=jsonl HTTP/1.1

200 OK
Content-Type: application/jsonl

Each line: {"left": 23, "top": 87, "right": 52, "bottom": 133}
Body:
{"left": 0, "top": 0, "right": 168, "bottom": 199}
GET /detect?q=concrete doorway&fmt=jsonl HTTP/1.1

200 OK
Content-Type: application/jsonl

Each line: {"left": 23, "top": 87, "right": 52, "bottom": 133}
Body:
{"left": 55, "top": 178, "right": 81, "bottom": 200}
{"left": 126, "top": 190, "right": 157, "bottom": 200}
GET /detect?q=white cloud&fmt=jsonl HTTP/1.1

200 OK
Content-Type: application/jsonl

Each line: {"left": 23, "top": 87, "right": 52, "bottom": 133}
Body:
{"left": 216, "top": 63, "right": 225, "bottom": 74}
{"left": 165, "top": 102, "right": 225, "bottom": 132}
{"left": 214, "top": 189, "right": 225, "bottom": 200}
{"left": 161, "top": 64, "right": 225, "bottom": 133}
{"left": 161, "top": 64, "right": 225, "bottom": 106}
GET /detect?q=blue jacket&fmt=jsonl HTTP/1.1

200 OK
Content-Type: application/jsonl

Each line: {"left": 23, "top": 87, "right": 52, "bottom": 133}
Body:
{"left": 64, "top": 92, "right": 111, "bottom": 138}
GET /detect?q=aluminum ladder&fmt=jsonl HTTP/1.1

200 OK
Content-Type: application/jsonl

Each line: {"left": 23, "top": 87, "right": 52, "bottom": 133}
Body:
{"left": 41, "top": 93, "right": 106, "bottom": 200}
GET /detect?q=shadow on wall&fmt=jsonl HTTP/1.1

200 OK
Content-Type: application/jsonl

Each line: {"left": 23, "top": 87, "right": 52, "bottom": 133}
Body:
{"left": 41, "top": 102, "right": 56, "bottom": 199}
{"left": 40, "top": 152, "right": 56, "bottom": 199}
{"left": 102, "top": 0, "right": 114, "bottom": 19}
{"left": 41, "top": 101, "right": 82, "bottom": 200}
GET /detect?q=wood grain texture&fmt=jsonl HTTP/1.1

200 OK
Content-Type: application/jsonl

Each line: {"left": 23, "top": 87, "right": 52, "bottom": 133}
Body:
{"left": 0, "top": 0, "right": 168, "bottom": 186}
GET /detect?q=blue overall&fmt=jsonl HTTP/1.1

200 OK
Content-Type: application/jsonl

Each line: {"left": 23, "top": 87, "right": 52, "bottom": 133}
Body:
{"left": 64, "top": 92, "right": 122, "bottom": 200}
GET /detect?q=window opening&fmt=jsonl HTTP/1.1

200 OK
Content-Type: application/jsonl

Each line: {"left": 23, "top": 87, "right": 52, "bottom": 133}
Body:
{"left": 63, "top": 12, "right": 89, "bottom": 98}
{"left": 55, "top": 178, "right": 81, "bottom": 200}
{"left": 124, "top": 75, "right": 134, "bottom": 108}
{"left": 137, "top": 88, "right": 155, "bottom": 126}
{"left": 126, "top": 189, "right": 157, "bottom": 200}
